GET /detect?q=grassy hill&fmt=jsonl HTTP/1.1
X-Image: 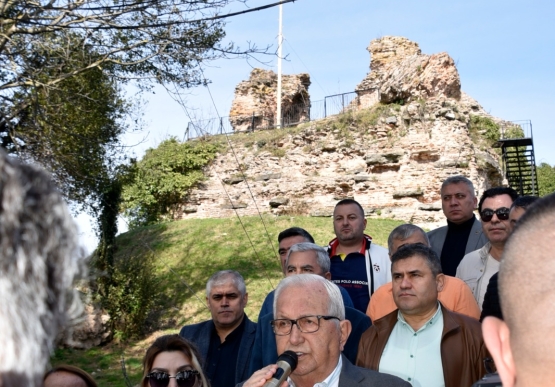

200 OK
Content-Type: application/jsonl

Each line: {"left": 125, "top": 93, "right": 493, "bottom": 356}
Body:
{"left": 52, "top": 215, "right": 403, "bottom": 386}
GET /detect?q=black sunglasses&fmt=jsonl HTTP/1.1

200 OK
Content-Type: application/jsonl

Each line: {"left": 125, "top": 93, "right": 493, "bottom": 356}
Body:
{"left": 480, "top": 207, "right": 510, "bottom": 222}
{"left": 146, "top": 370, "right": 199, "bottom": 387}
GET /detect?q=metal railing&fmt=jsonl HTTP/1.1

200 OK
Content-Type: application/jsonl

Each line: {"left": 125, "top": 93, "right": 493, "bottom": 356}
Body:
{"left": 184, "top": 89, "right": 376, "bottom": 140}
{"left": 185, "top": 100, "right": 322, "bottom": 140}
{"left": 500, "top": 120, "right": 533, "bottom": 139}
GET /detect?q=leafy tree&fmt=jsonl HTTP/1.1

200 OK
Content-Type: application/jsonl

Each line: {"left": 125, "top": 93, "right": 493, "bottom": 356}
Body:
{"left": 1, "top": 34, "right": 129, "bottom": 206}
{"left": 537, "top": 162, "right": 555, "bottom": 196}
{"left": 1, "top": 0, "right": 246, "bottom": 98}
{"left": 121, "top": 137, "right": 219, "bottom": 227}
{"left": 0, "top": 0, "right": 265, "bottom": 208}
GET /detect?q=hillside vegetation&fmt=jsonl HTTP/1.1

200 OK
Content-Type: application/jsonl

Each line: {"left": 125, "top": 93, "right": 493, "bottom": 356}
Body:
{"left": 53, "top": 215, "right": 403, "bottom": 386}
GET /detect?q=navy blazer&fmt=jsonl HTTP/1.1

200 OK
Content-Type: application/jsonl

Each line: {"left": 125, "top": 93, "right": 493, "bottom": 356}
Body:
{"left": 247, "top": 307, "right": 371, "bottom": 376}
{"left": 179, "top": 315, "right": 257, "bottom": 385}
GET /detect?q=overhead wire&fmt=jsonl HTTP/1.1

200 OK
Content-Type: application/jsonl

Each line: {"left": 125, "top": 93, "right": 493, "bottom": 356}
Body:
{"left": 188, "top": 0, "right": 298, "bottom": 23}
{"left": 160, "top": 72, "right": 278, "bottom": 292}
{"left": 283, "top": 37, "right": 329, "bottom": 96}
{"left": 73, "top": 0, "right": 303, "bottom": 378}
{"left": 198, "top": 66, "right": 279, "bottom": 287}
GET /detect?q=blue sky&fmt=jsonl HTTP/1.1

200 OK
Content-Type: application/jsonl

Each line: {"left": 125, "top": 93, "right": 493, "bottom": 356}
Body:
{"left": 78, "top": 0, "right": 555, "bottom": 251}
{"left": 126, "top": 0, "right": 555, "bottom": 163}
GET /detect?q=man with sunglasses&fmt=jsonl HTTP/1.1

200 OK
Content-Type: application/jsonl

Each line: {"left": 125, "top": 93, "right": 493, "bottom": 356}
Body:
{"left": 480, "top": 195, "right": 538, "bottom": 321}
{"left": 456, "top": 187, "right": 518, "bottom": 310}
{"left": 241, "top": 275, "right": 409, "bottom": 387}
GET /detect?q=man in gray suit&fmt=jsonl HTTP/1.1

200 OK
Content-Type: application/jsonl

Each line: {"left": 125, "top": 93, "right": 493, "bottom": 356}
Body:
{"left": 241, "top": 275, "right": 409, "bottom": 387}
{"left": 428, "top": 175, "right": 487, "bottom": 276}
{"left": 180, "top": 270, "right": 256, "bottom": 387}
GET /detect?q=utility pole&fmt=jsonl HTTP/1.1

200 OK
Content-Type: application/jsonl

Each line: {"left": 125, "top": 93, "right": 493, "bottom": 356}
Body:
{"left": 276, "top": 3, "right": 283, "bottom": 128}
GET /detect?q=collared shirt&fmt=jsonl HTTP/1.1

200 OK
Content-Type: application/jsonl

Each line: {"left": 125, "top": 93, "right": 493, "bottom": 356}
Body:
{"left": 477, "top": 254, "right": 500, "bottom": 308}
{"left": 379, "top": 304, "right": 444, "bottom": 387}
{"left": 206, "top": 315, "right": 246, "bottom": 387}
{"left": 288, "top": 355, "right": 342, "bottom": 387}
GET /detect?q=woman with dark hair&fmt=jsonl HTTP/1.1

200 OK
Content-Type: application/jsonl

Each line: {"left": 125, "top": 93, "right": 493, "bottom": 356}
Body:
{"left": 142, "top": 334, "right": 209, "bottom": 387}
{"left": 43, "top": 364, "right": 97, "bottom": 387}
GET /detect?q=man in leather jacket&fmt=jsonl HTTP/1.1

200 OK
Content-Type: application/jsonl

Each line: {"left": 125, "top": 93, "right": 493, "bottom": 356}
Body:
{"left": 357, "top": 244, "right": 488, "bottom": 387}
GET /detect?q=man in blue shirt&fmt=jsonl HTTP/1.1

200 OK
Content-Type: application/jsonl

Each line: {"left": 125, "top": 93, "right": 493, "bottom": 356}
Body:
{"left": 328, "top": 199, "right": 391, "bottom": 313}
{"left": 250, "top": 243, "right": 369, "bottom": 374}
{"left": 259, "top": 227, "right": 353, "bottom": 319}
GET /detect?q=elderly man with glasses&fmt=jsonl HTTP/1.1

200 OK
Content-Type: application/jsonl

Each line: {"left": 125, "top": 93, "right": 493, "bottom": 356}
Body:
{"left": 241, "top": 275, "right": 409, "bottom": 387}
{"left": 456, "top": 187, "right": 518, "bottom": 310}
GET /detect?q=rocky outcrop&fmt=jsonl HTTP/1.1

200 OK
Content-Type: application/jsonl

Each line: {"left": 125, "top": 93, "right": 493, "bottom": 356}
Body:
{"left": 57, "top": 302, "right": 111, "bottom": 349}
{"left": 356, "top": 36, "right": 461, "bottom": 106}
{"left": 229, "top": 69, "right": 311, "bottom": 131}
{"left": 179, "top": 37, "right": 511, "bottom": 225}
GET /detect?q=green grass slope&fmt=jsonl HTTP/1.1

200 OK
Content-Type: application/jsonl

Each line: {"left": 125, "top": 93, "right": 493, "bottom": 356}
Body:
{"left": 53, "top": 215, "right": 403, "bottom": 386}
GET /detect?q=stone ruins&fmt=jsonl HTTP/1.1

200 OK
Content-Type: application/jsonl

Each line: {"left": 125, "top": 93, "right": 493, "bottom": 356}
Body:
{"left": 179, "top": 36, "right": 517, "bottom": 226}
{"left": 229, "top": 68, "right": 311, "bottom": 131}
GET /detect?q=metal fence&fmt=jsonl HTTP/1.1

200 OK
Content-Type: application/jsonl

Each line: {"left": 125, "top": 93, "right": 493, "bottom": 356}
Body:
{"left": 184, "top": 117, "right": 234, "bottom": 140}
{"left": 185, "top": 89, "right": 378, "bottom": 141}
{"left": 185, "top": 100, "right": 321, "bottom": 140}
{"left": 186, "top": 89, "right": 532, "bottom": 142}
{"left": 323, "top": 91, "right": 358, "bottom": 117}
{"left": 500, "top": 120, "right": 533, "bottom": 139}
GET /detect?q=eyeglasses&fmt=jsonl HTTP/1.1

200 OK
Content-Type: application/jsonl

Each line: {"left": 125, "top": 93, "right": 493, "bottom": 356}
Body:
{"left": 271, "top": 315, "right": 340, "bottom": 336}
{"left": 146, "top": 370, "right": 199, "bottom": 387}
{"left": 480, "top": 207, "right": 510, "bottom": 222}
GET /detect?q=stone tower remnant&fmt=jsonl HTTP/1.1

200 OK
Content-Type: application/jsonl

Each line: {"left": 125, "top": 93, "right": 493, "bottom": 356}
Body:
{"left": 229, "top": 68, "right": 311, "bottom": 131}
{"left": 355, "top": 36, "right": 461, "bottom": 108}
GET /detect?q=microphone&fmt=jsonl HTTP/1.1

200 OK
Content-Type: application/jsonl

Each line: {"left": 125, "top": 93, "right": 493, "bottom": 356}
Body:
{"left": 263, "top": 350, "right": 298, "bottom": 387}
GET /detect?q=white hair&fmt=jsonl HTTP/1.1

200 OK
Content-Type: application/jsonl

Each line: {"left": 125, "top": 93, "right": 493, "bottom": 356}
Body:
{"left": 0, "top": 150, "right": 85, "bottom": 386}
{"left": 273, "top": 274, "right": 345, "bottom": 320}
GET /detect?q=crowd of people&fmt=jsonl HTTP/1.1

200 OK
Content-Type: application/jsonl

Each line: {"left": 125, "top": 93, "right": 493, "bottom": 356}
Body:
{"left": 0, "top": 145, "right": 551, "bottom": 387}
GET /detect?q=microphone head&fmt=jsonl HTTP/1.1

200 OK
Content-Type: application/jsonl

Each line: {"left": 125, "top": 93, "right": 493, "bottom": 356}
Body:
{"left": 277, "top": 350, "right": 298, "bottom": 371}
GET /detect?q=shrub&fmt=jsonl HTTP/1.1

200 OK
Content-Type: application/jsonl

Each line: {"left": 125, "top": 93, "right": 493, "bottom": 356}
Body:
{"left": 121, "top": 137, "right": 219, "bottom": 227}
{"left": 92, "top": 250, "right": 160, "bottom": 340}
{"left": 469, "top": 115, "right": 500, "bottom": 143}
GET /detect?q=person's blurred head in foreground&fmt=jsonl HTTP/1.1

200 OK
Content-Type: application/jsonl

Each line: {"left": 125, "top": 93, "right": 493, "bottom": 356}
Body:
{"left": 482, "top": 193, "right": 555, "bottom": 387}
{"left": 0, "top": 149, "right": 85, "bottom": 387}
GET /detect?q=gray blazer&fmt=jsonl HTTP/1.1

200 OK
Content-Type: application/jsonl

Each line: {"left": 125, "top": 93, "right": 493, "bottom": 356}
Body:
{"left": 237, "top": 354, "right": 410, "bottom": 387}
{"left": 337, "top": 355, "right": 411, "bottom": 387}
{"left": 428, "top": 217, "right": 487, "bottom": 258}
{"left": 179, "top": 315, "right": 257, "bottom": 385}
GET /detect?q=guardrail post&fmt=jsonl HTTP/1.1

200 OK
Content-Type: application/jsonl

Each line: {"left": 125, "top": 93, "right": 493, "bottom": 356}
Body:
{"left": 342, "top": 94, "right": 345, "bottom": 111}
